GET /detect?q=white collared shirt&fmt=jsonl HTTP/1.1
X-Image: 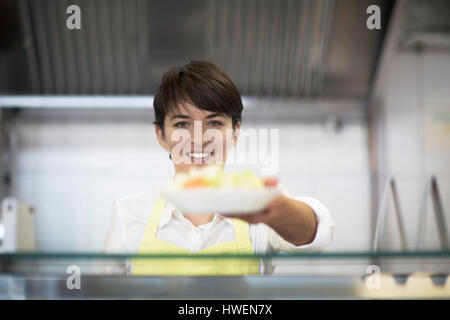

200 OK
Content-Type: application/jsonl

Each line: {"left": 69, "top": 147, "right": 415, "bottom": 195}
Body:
{"left": 102, "top": 186, "right": 335, "bottom": 274}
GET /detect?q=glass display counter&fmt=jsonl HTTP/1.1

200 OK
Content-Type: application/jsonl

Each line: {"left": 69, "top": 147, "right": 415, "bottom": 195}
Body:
{"left": 0, "top": 251, "right": 449, "bottom": 299}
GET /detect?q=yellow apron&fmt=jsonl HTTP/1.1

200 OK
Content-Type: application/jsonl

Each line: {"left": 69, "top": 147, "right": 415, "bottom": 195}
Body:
{"left": 131, "top": 197, "right": 260, "bottom": 275}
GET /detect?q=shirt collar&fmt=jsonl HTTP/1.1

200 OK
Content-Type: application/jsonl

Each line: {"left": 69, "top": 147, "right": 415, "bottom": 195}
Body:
{"left": 160, "top": 200, "right": 234, "bottom": 228}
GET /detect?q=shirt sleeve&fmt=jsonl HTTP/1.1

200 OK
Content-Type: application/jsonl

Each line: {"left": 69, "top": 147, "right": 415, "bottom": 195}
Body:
{"left": 267, "top": 196, "right": 335, "bottom": 252}
{"left": 99, "top": 201, "right": 128, "bottom": 274}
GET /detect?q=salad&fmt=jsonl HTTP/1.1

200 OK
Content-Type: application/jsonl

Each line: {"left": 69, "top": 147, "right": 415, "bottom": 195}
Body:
{"left": 168, "top": 165, "right": 264, "bottom": 189}
{"left": 160, "top": 166, "right": 281, "bottom": 214}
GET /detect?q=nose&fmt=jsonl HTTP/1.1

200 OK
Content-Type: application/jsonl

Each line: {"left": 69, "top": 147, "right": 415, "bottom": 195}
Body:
{"left": 190, "top": 120, "right": 203, "bottom": 145}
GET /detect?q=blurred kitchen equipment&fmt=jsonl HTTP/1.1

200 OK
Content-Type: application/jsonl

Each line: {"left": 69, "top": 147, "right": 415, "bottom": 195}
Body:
{"left": 0, "top": 198, "right": 36, "bottom": 252}
{"left": 374, "top": 175, "right": 450, "bottom": 252}
{"left": 417, "top": 175, "right": 449, "bottom": 250}
{"left": 373, "top": 177, "right": 408, "bottom": 252}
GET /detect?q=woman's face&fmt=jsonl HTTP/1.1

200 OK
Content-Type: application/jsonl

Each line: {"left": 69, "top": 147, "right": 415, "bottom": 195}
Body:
{"left": 155, "top": 102, "right": 240, "bottom": 174}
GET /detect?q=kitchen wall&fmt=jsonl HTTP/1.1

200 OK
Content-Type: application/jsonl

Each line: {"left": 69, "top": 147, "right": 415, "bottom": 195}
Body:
{"left": 371, "top": 0, "right": 450, "bottom": 251}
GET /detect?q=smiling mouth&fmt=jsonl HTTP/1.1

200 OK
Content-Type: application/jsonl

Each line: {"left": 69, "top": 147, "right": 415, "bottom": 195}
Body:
{"left": 186, "top": 151, "right": 214, "bottom": 163}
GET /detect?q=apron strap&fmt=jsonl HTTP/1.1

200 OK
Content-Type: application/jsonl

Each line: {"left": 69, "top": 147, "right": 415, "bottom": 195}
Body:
{"left": 139, "top": 197, "right": 167, "bottom": 250}
{"left": 231, "top": 218, "right": 253, "bottom": 254}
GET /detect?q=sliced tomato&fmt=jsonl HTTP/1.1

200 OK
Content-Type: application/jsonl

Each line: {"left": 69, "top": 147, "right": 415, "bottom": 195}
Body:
{"left": 183, "top": 178, "right": 211, "bottom": 188}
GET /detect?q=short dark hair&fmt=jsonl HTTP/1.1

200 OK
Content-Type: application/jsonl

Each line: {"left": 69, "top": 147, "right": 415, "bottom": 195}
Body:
{"left": 153, "top": 60, "right": 243, "bottom": 134}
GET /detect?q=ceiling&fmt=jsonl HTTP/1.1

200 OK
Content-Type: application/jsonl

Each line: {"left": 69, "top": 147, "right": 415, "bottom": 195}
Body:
{"left": 0, "top": 0, "right": 393, "bottom": 98}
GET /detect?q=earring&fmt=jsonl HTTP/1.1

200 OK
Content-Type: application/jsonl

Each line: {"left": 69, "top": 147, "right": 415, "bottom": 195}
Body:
{"left": 169, "top": 153, "right": 172, "bottom": 160}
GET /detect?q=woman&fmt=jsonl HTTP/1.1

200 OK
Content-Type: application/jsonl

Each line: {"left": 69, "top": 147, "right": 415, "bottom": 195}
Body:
{"left": 102, "top": 60, "right": 334, "bottom": 275}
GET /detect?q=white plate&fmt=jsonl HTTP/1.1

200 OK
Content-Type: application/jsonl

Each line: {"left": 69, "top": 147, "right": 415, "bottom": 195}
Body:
{"left": 160, "top": 186, "right": 282, "bottom": 214}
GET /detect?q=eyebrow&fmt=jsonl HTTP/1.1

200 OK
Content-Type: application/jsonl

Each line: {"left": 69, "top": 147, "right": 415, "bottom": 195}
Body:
{"left": 169, "top": 114, "right": 191, "bottom": 121}
{"left": 205, "top": 113, "right": 225, "bottom": 119}
{"left": 169, "top": 113, "right": 225, "bottom": 121}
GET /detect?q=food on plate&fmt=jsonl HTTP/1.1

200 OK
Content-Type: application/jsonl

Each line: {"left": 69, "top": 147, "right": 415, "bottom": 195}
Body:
{"left": 160, "top": 166, "right": 281, "bottom": 214}
{"left": 167, "top": 165, "right": 265, "bottom": 189}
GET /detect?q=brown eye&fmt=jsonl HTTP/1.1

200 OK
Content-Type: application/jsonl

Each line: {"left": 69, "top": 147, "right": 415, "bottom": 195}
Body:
{"left": 208, "top": 120, "right": 223, "bottom": 127}
{"left": 174, "top": 121, "right": 189, "bottom": 128}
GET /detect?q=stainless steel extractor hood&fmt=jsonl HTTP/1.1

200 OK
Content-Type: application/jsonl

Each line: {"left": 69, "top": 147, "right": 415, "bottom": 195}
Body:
{"left": 0, "top": 0, "right": 393, "bottom": 98}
